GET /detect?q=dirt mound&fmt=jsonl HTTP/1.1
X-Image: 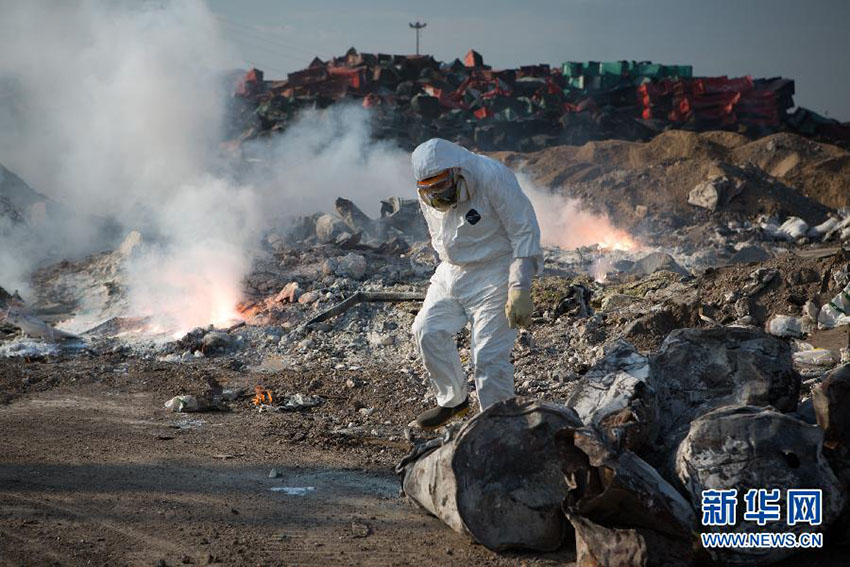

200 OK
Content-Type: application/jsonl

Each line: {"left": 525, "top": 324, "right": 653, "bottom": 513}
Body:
{"left": 495, "top": 130, "right": 833, "bottom": 241}
{"left": 697, "top": 130, "right": 751, "bottom": 149}
{"left": 731, "top": 132, "right": 850, "bottom": 209}
{"left": 499, "top": 130, "right": 738, "bottom": 186}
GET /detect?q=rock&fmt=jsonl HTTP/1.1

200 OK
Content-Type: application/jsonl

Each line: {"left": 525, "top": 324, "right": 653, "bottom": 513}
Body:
{"left": 676, "top": 405, "right": 844, "bottom": 565}
{"left": 367, "top": 332, "right": 394, "bottom": 346}
{"left": 345, "top": 378, "right": 361, "bottom": 389}
{"left": 298, "top": 290, "right": 320, "bottom": 304}
{"left": 117, "top": 230, "right": 143, "bottom": 256}
{"left": 279, "top": 393, "right": 322, "bottom": 411}
{"left": 333, "top": 231, "right": 361, "bottom": 249}
{"left": 766, "top": 314, "right": 804, "bottom": 337}
{"left": 268, "top": 468, "right": 280, "bottom": 478}
{"left": 566, "top": 340, "right": 657, "bottom": 452}
{"left": 334, "top": 253, "right": 367, "bottom": 280}
{"left": 286, "top": 214, "right": 319, "bottom": 242}
{"left": 201, "top": 331, "right": 232, "bottom": 351}
{"left": 380, "top": 196, "right": 429, "bottom": 241}
{"left": 399, "top": 398, "right": 581, "bottom": 552}
{"left": 315, "top": 214, "right": 348, "bottom": 243}
{"left": 803, "top": 300, "right": 820, "bottom": 320}
{"left": 629, "top": 252, "right": 689, "bottom": 278}
{"left": 687, "top": 176, "right": 741, "bottom": 211}
{"left": 335, "top": 197, "right": 379, "bottom": 239}
{"left": 812, "top": 365, "right": 850, "bottom": 449}
{"left": 688, "top": 179, "right": 723, "bottom": 211}
{"left": 648, "top": 327, "right": 800, "bottom": 467}
{"left": 164, "top": 395, "right": 201, "bottom": 412}
{"left": 274, "top": 282, "right": 301, "bottom": 304}
{"left": 559, "top": 424, "right": 697, "bottom": 567}
{"left": 778, "top": 216, "right": 809, "bottom": 241}
{"left": 808, "top": 217, "right": 840, "bottom": 240}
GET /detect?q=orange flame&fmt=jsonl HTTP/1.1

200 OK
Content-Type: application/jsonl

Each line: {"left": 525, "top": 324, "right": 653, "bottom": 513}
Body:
{"left": 526, "top": 187, "right": 642, "bottom": 252}
{"left": 252, "top": 386, "right": 273, "bottom": 406}
{"left": 597, "top": 231, "right": 639, "bottom": 252}
{"left": 127, "top": 244, "right": 246, "bottom": 338}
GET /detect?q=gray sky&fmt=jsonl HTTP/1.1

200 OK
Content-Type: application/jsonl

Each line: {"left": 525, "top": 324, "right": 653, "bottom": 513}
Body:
{"left": 208, "top": 0, "right": 850, "bottom": 121}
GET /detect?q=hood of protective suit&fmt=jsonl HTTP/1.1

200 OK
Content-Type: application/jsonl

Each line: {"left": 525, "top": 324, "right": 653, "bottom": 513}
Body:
{"left": 411, "top": 138, "right": 475, "bottom": 181}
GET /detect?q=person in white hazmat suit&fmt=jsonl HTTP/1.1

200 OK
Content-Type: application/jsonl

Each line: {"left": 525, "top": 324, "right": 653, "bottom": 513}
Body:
{"left": 410, "top": 138, "right": 542, "bottom": 429}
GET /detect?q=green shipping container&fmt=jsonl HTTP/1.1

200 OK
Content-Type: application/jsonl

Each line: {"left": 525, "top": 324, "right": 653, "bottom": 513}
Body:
{"left": 662, "top": 65, "right": 693, "bottom": 78}
{"left": 584, "top": 61, "right": 600, "bottom": 76}
{"left": 601, "top": 60, "right": 627, "bottom": 76}
{"left": 635, "top": 63, "right": 663, "bottom": 77}
{"left": 562, "top": 61, "right": 583, "bottom": 77}
{"left": 567, "top": 76, "right": 584, "bottom": 89}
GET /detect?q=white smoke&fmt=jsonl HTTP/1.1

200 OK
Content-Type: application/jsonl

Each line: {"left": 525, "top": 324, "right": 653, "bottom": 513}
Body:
{"left": 124, "top": 105, "right": 414, "bottom": 335}
{"left": 517, "top": 173, "right": 638, "bottom": 251}
{"left": 0, "top": 1, "right": 232, "bottom": 218}
{"left": 0, "top": 1, "right": 413, "bottom": 334}
{"left": 0, "top": 0, "right": 238, "bottom": 301}
{"left": 241, "top": 105, "right": 414, "bottom": 220}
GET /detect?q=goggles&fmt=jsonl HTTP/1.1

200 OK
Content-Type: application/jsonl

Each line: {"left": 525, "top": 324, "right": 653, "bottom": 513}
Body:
{"left": 417, "top": 169, "right": 459, "bottom": 210}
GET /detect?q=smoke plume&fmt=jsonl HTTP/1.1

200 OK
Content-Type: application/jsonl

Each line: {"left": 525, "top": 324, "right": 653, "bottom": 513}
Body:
{"left": 0, "top": 1, "right": 415, "bottom": 334}
{"left": 0, "top": 1, "right": 634, "bottom": 335}
{"left": 517, "top": 173, "right": 638, "bottom": 251}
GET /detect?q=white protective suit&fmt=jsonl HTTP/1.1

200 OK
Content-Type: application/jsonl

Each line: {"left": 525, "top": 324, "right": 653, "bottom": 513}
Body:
{"left": 411, "top": 138, "right": 542, "bottom": 410}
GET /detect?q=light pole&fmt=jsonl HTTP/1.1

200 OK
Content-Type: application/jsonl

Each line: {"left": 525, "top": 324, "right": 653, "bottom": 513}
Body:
{"left": 409, "top": 21, "right": 426, "bottom": 55}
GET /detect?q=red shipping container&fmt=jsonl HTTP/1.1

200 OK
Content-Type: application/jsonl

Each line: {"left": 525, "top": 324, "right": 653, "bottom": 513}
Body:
{"left": 692, "top": 76, "right": 753, "bottom": 95}
{"left": 328, "top": 66, "right": 366, "bottom": 90}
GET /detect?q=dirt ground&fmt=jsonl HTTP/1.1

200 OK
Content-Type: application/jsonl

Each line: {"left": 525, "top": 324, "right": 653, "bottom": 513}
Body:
{"left": 0, "top": 356, "right": 578, "bottom": 567}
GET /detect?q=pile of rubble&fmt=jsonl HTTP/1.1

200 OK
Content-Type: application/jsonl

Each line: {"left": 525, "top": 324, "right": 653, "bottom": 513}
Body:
{"left": 229, "top": 47, "right": 850, "bottom": 152}
{"left": 5, "top": 94, "right": 850, "bottom": 561}
{"left": 399, "top": 328, "right": 850, "bottom": 565}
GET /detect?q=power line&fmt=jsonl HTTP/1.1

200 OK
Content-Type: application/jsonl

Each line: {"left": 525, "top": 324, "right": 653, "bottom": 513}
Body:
{"left": 214, "top": 15, "right": 321, "bottom": 61}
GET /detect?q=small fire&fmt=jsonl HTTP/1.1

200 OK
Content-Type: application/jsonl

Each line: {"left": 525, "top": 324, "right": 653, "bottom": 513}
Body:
{"left": 127, "top": 243, "right": 246, "bottom": 338}
{"left": 524, "top": 180, "right": 641, "bottom": 252}
{"left": 252, "top": 386, "right": 273, "bottom": 406}
{"left": 597, "top": 231, "right": 640, "bottom": 252}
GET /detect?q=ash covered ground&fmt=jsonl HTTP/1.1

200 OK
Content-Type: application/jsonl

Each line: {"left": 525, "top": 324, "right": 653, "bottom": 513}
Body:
{"left": 3, "top": 3, "right": 850, "bottom": 566}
